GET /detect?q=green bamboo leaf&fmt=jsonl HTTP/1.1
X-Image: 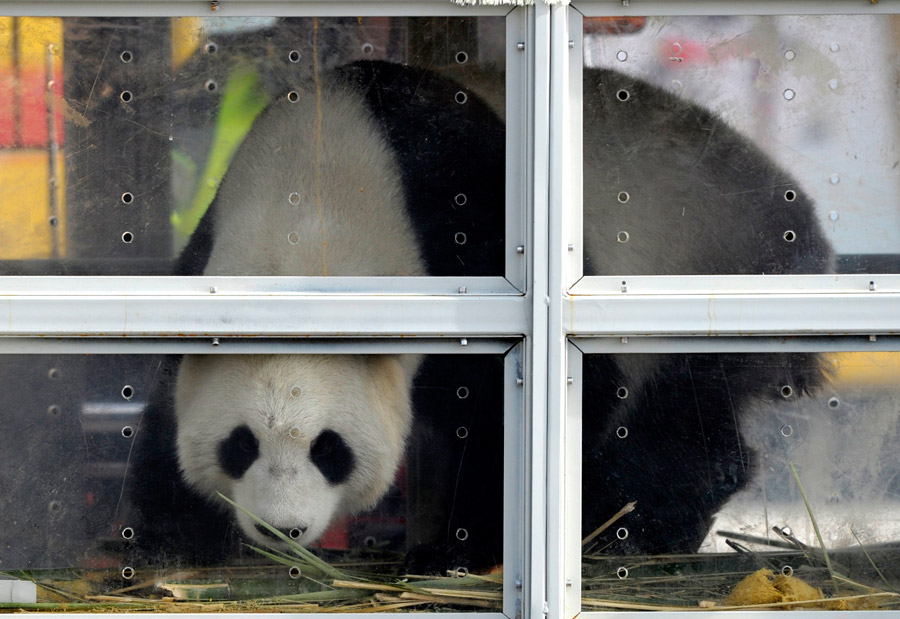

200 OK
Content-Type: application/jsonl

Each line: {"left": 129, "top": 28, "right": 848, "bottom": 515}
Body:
{"left": 271, "top": 589, "right": 368, "bottom": 603}
{"left": 243, "top": 545, "right": 307, "bottom": 571}
{"left": 850, "top": 527, "right": 890, "bottom": 587}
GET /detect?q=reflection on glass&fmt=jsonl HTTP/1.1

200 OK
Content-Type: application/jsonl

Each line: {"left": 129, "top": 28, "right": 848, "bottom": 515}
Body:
{"left": 583, "top": 15, "right": 900, "bottom": 275}
{"left": 581, "top": 351, "right": 900, "bottom": 610}
{"left": 0, "top": 16, "right": 506, "bottom": 276}
{"left": 0, "top": 354, "right": 504, "bottom": 610}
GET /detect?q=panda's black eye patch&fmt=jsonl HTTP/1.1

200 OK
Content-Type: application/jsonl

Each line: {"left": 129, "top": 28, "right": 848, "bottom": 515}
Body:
{"left": 218, "top": 425, "right": 259, "bottom": 479}
{"left": 309, "top": 429, "right": 354, "bottom": 485}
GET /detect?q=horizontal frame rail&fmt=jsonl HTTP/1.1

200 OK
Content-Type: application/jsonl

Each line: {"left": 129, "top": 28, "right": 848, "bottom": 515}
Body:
{"left": 1, "top": 294, "right": 528, "bottom": 338}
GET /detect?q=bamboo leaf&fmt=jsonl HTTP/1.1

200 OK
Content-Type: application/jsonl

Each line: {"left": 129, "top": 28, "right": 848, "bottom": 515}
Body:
{"left": 217, "top": 492, "right": 347, "bottom": 580}
{"left": 788, "top": 461, "right": 838, "bottom": 593}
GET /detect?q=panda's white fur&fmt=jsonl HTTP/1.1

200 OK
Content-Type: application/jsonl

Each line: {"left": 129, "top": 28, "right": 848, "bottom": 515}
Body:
{"left": 175, "top": 354, "right": 415, "bottom": 547}
{"left": 172, "top": 77, "right": 425, "bottom": 549}
{"left": 203, "top": 83, "right": 425, "bottom": 278}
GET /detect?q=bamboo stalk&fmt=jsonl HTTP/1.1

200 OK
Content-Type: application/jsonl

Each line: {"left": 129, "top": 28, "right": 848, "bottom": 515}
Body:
{"left": 582, "top": 501, "right": 637, "bottom": 547}
{"left": 395, "top": 591, "right": 501, "bottom": 609}
{"left": 331, "top": 579, "right": 502, "bottom": 600}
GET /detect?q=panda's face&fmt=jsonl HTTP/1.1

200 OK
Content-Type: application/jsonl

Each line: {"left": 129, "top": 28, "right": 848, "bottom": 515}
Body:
{"left": 174, "top": 354, "right": 416, "bottom": 547}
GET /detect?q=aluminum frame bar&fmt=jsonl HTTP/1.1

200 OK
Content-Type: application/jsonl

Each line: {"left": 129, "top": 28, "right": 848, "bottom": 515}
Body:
{"left": 0, "top": 1, "right": 508, "bottom": 17}
{"left": 0, "top": 294, "right": 528, "bottom": 337}
{"left": 564, "top": 293, "right": 900, "bottom": 337}
{"left": 572, "top": 0, "right": 897, "bottom": 17}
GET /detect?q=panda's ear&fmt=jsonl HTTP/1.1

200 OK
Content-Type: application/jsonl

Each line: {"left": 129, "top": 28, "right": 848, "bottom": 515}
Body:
{"left": 368, "top": 354, "right": 421, "bottom": 399}
{"left": 395, "top": 354, "right": 423, "bottom": 385}
{"left": 367, "top": 355, "right": 417, "bottom": 447}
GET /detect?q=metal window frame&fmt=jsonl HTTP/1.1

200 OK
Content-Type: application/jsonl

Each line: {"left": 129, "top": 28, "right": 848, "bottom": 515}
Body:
{"left": 0, "top": 0, "right": 528, "bottom": 301}
{"left": 0, "top": 1, "right": 511, "bottom": 17}
{"left": 565, "top": 336, "right": 900, "bottom": 619}
{"left": 0, "top": 3, "right": 538, "bottom": 619}
{"left": 556, "top": 3, "right": 900, "bottom": 619}
{"left": 7, "top": 1, "right": 900, "bottom": 618}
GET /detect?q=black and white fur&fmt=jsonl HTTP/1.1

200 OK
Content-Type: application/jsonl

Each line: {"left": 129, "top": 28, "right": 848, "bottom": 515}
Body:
{"left": 128, "top": 61, "right": 505, "bottom": 566}
{"left": 129, "top": 61, "right": 832, "bottom": 568}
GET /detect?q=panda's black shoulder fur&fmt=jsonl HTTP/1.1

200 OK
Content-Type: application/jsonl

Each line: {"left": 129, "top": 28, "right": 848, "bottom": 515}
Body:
{"left": 331, "top": 61, "right": 505, "bottom": 276}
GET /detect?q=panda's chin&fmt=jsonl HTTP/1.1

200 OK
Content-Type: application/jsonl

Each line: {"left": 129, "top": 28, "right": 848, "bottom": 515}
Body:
{"left": 233, "top": 508, "right": 326, "bottom": 549}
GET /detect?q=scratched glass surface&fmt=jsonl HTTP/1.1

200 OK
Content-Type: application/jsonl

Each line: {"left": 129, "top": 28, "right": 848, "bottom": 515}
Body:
{"left": 0, "top": 16, "right": 506, "bottom": 277}
{"left": 580, "top": 351, "right": 900, "bottom": 610}
{"left": 582, "top": 15, "right": 900, "bottom": 276}
{"left": 0, "top": 353, "right": 505, "bottom": 610}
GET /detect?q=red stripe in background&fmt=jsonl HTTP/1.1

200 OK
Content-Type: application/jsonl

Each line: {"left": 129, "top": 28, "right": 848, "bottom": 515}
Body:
{"left": 0, "top": 67, "right": 64, "bottom": 148}
{"left": 0, "top": 71, "right": 14, "bottom": 147}
{"left": 318, "top": 515, "right": 351, "bottom": 550}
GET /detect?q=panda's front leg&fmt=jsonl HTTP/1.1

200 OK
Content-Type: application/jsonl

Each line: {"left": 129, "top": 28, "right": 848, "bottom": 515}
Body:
{"left": 581, "top": 354, "right": 753, "bottom": 556}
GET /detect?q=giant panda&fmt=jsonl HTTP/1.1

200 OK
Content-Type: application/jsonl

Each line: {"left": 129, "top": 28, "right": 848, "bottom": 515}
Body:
{"left": 127, "top": 60, "right": 832, "bottom": 570}
{"left": 127, "top": 60, "right": 506, "bottom": 567}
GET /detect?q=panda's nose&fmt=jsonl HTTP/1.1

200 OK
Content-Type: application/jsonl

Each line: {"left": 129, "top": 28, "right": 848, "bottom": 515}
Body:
{"left": 254, "top": 523, "right": 307, "bottom": 541}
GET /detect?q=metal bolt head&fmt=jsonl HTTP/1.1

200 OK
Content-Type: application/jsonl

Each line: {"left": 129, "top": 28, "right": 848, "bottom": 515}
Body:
{"left": 517, "top": 42, "right": 525, "bottom": 51}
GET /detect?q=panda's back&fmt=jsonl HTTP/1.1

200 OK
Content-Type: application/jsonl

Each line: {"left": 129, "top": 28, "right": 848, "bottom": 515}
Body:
{"left": 193, "top": 61, "right": 507, "bottom": 279}
{"left": 203, "top": 78, "right": 424, "bottom": 277}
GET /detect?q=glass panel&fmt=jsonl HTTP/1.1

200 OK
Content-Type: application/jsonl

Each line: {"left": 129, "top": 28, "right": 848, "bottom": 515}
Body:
{"left": 0, "top": 16, "right": 506, "bottom": 276}
{"left": 0, "top": 353, "right": 504, "bottom": 611}
{"left": 581, "top": 351, "right": 900, "bottom": 610}
{"left": 583, "top": 15, "right": 899, "bottom": 275}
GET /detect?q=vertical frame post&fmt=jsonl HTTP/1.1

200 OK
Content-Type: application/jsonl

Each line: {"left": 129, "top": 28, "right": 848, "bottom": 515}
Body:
{"left": 564, "top": 341, "right": 583, "bottom": 617}
{"left": 545, "top": 3, "right": 571, "bottom": 619}
{"left": 530, "top": 2, "right": 552, "bottom": 619}
{"left": 506, "top": 6, "right": 529, "bottom": 293}
{"left": 504, "top": 342, "right": 526, "bottom": 618}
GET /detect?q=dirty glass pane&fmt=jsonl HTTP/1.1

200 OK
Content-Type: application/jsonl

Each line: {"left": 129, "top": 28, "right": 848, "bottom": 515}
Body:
{"left": 0, "top": 353, "right": 504, "bottom": 610}
{"left": 0, "top": 16, "right": 505, "bottom": 276}
{"left": 582, "top": 15, "right": 900, "bottom": 275}
{"left": 581, "top": 351, "right": 900, "bottom": 610}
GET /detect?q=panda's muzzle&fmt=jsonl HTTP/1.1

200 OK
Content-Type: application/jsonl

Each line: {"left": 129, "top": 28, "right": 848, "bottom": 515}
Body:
{"left": 254, "top": 523, "right": 307, "bottom": 541}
